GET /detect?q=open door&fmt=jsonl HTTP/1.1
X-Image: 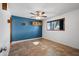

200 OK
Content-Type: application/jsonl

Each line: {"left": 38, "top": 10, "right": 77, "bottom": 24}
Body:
{"left": 0, "top": 3, "right": 10, "bottom": 56}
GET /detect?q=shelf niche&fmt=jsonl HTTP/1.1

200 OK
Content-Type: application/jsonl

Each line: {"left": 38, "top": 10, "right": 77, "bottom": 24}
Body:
{"left": 32, "top": 21, "right": 42, "bottom": 26}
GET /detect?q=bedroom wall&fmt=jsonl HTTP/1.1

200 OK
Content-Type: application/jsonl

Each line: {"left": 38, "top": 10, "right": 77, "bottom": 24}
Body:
{"left": 0, "top": 4, "right": 2, "bottom": 50}
{"left": 12, "top": 16, "right": 42, "bottom": 41}
{"left": 43, "top": 9, "right": 79, "bottom": 49}
{"left": 0, "top": 10, "right": 10, "bottom": 55}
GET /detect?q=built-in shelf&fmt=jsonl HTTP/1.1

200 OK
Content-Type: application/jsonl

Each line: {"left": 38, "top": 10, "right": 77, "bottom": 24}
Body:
{"left": 32, "top": 21, "right": 42, "bottom": 26}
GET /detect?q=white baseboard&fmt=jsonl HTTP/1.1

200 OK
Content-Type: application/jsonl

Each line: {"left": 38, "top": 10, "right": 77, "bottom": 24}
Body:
{"left": 12, "top": 37, "right": 42, "bottom": 45}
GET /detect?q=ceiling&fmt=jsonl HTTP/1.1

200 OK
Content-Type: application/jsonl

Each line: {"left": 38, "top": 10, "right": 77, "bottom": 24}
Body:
{"left": 8, "top": 3, "right": 79, "bottom": 19}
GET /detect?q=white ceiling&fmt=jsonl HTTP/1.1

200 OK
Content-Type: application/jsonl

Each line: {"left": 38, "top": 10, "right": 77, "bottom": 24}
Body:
{"left": 8, "top": 3, "right": 79, "bottom": 19}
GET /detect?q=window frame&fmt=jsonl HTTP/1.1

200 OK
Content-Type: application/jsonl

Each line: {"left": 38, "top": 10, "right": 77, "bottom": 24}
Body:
{"left": 46, "top": 18, "right": 65, "bottom": 31}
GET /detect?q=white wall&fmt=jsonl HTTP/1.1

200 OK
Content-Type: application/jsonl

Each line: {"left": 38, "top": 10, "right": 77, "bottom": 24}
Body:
{"left": 43, "top": 9, "right": 79, "bottom": 49}
{"left": 0, "top": 9, "right": 10, "bottom": 56}
{"left": 0, "top": 10, "right": 2, "bottom": 50}
{"left": 0, "top": 3, "right": 2, "bottom": 9}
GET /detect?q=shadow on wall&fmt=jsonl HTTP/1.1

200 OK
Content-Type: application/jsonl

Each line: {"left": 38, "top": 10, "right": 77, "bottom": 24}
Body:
{"left": 12, "top": 15, "right": 42, "bottom": 41}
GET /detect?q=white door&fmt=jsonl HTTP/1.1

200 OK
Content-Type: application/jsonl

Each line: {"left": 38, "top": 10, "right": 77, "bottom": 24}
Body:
{"left": 0, "top": 10, "right": 10, "bottom": 56}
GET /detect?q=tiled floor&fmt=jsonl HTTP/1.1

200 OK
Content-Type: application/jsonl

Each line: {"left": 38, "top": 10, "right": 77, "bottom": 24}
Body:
{"left": 9, "top": 38, "right": 79, "bottom": 56}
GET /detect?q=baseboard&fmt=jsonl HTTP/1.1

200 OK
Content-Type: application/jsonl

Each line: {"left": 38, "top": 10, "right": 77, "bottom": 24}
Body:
{"left": 42, "top": 38, "right": 79, "bottom": 50}
{"left": 12, "top": 37, "right": 42, "bottom": 45}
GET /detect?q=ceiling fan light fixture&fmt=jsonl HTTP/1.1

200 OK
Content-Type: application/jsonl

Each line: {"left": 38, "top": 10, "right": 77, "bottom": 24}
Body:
{"left": 42, "top": 12, "right": 45, "bottom": 14}
{"left": 35, "top": 16, "right": 41, "bottom": 19}
{"left": 30, "top": 10, "right": 47, "bottom": 20}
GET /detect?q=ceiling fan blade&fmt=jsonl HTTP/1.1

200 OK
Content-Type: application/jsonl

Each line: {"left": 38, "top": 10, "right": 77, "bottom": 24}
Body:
{"left": 46, "top": 16, "right": 53, "bottom": 19}
{"left": 30, "top": 12, "right": 35, "bottom": 15}
{"left": 30, "top": 16, "right": 36, "bottom": 19}
{"left": 42, "top": 12, "right": 45, "bottom": 14}
{"left": 42, "top": 16, "right": 47, "bottom": 17}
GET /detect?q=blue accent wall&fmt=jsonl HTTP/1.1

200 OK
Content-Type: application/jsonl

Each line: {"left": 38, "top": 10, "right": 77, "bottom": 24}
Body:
{"left": 12, "top": 16, "right": 42, "bottom": 41}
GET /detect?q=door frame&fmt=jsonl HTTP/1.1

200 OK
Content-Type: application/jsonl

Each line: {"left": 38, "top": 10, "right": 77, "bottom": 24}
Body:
{"left": 9, "top": 17, "right": 12, "bottom": 48}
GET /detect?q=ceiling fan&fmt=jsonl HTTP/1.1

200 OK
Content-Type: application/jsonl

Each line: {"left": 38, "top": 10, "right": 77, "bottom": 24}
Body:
{"left": 30, "top": 10, "right": 47, "bottom": 19}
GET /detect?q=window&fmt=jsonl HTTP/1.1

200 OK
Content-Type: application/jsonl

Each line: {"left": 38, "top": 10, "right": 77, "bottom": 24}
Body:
{"left": 47, "top": 22, "right": 51, "bottom": 30}
{"left": 47, "top": 18, "right": 65, "bottom": 31}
